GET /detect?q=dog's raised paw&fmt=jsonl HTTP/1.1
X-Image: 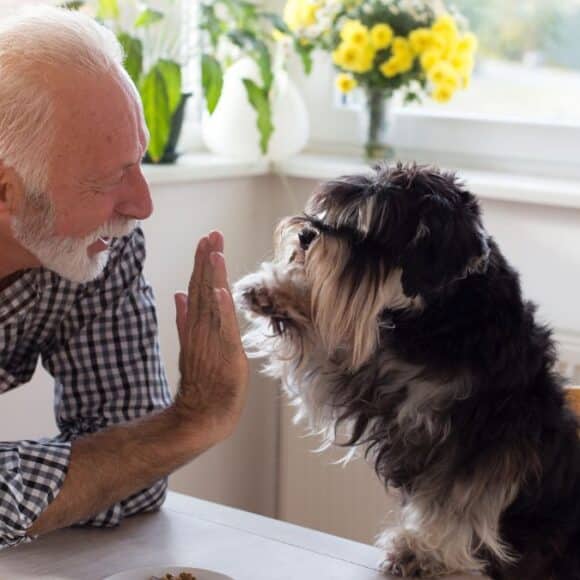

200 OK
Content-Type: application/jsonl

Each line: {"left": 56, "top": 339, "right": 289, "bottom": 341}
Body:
{"left": 244, "top": 285, "right": 278, "bottom": 316}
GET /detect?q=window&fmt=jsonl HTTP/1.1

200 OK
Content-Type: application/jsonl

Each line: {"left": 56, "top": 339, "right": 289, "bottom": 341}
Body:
{"left": 265, "top": 0, "right": 580, "bottom": 178}
{"left": 389, "top": 0, "right": 580, "bottom": 178}
{"left": 408, "top": 0, "right": 580, "bottom": 124}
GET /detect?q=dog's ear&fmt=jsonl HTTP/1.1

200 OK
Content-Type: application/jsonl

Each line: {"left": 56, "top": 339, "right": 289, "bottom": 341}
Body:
{"left": 308, "top": 235, "right": 417, "bottom": 369}
{"left": 400, "top": 193, "right": 490, "bottom": 298}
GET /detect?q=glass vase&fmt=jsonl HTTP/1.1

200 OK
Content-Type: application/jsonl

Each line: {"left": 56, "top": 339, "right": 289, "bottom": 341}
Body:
{"left": 361, "top": 88, "right": 395, "bottom": 161}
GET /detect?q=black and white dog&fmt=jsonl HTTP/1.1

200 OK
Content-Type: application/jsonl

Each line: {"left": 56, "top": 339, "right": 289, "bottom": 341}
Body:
{"left": 234, "top": 163, "right": 580, "bottom": 579}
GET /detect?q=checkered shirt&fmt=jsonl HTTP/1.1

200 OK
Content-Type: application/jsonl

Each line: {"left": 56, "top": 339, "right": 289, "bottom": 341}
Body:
{"left": 0, "top": 228, "right": 173, "bottom": 549}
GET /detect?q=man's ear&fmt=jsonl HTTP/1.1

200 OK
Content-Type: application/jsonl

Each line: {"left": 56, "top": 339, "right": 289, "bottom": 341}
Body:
{"left": 0, "top": 161, "right": 26, "bottom": 218}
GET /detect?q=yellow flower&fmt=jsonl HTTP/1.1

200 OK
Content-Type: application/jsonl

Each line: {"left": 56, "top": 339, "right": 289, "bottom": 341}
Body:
{"left": 399, "top": 54, "right": 414, "bottom": 73}
{"left": 354, "top": 44, "right": 376, "bottom": 73}
{"left": 370, "top": 23, "right": 394, "bottom": 50}
{"left": 283, "top": 0, "right": 320, "bottom": 32}
{"left": 390, "top": 37, "right": 414, "bottom": 72}
{"left": 392, "top": 37, "right": 411, "bottom": 55}
{"left": 333, "top": 43, "right": 359, "bottom": 69}
{"left": 432, "top": 14, "right": 458, "bottom": 37}
{"left": 420, "top": 48, "right": 443, "bottom": 71}
{"left": 457, "top": 32, "right": 478, "bottom": 54}
{"left": 428, "top": 61, "right": 459, "bottom": 88}
{"left": 341, "top": 20, "right": 368, "bottom": 45}
{"left": 336, "top": 73, "right": 358, "bottom": 93}
{"left": 432, "top": 81, "right": 456, "bottom": 103}
{"left": 409, "top": 28, "right": 433, "bottom": 54}
{"left": 380, "top": 58, "right": 401, "bottom": 78}
{"left": 450, "top": 51, "right": 474, "bottom": 74}
{"left": 333, "top": 42, "right": 374, "bottom": 73}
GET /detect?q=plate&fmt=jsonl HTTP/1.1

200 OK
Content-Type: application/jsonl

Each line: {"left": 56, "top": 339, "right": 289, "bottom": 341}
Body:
{"left": 103, "top": 566, "right": 234, "bottom": 580}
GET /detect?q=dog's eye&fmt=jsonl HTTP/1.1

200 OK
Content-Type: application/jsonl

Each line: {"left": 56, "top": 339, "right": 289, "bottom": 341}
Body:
{"left": 298, "top": 228, "right": 317, "bottom": 250}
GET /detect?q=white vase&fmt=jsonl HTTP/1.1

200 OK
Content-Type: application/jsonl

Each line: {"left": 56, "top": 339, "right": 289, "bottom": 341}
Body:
{"left": 201, "top": 58, "right": 310, "bottom": 162}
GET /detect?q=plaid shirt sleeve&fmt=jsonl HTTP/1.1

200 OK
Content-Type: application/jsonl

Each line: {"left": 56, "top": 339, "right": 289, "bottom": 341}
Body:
{"left": 0, "top": 439, "right": 71, "bottom": 549}
{"left": 0, "top": 227, "right": 173, "bottom": 549}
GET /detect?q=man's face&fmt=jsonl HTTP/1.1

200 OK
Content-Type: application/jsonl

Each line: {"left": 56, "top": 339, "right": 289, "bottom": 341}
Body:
{"left": 10, "top": 67, "right": 153, "bottom": 283}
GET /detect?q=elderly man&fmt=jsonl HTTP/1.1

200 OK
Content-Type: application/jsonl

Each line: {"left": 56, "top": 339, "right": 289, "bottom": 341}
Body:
{"left": 0, "top": 7, "right": 248, "bottom": 548}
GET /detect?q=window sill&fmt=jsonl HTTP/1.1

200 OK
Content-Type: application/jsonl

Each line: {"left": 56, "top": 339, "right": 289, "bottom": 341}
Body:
{"left": 142, "top": 152, "right": 270, "bottom": 186}
{"left": 143, "top": 151, "right": 580, "bottom": 211}
{"left": 274, "top": 153, "right": 580, "bottom": 211}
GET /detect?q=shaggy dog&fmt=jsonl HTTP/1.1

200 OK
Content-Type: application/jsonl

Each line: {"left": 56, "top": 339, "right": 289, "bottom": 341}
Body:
{"left": 234, "top": 163, "right": 580, "bottom": 579}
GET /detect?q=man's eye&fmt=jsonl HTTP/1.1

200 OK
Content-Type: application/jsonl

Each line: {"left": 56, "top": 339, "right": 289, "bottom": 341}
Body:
{"left": 298, "top": 228, "right": 317, "bottom": 250}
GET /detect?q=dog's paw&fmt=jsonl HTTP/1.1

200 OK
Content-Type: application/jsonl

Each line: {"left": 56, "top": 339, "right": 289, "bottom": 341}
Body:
{"left": 242, "top": 285, "right": 287, "bottom": 319}
{"left": 380, "top": 542, "right": 449, "bottom": 578}
{"left": 234, "top": 275, "right": 278, "bottom": 315}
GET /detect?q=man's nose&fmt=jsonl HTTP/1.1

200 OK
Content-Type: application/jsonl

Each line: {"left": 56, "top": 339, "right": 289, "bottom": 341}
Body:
{"left": 115, "top": 166, "right": 153, "bottom": 221}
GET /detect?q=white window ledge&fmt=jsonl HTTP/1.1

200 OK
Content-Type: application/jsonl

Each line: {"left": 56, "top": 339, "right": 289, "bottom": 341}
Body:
{"left": 275, "top": 153, "right": 580, "bottom": 211}
{"left": 144, "top": 151, "right": 580, "bottom": 211}
{"left": 142, "top": 152, "right": 270, "bottom": 186}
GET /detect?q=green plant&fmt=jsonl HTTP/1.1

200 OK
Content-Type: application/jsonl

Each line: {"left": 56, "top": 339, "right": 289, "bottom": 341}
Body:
{"left": 62, "top": 0, "right": 186, "bottom": 163}
{"left": 200, "top": 0, "right": 307, "bottom": 155}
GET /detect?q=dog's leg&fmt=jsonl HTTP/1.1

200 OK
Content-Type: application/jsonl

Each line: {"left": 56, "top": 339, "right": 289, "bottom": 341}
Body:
{"left": 376, "top": 489, "right": 515, "bottom": 578}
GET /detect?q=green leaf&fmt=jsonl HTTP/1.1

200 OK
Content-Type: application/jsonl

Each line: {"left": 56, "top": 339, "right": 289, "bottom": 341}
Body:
{"left": 201, "top": 54, "right": 223, "bottom": 114}
{"left": 227, "top": 31, "right": 273, "bottom": 91}
{"left": 140, "top": 67, "right": 171, "bottom": 163}
{"left": 261, "top": 12, "right": 291, "bottom": 35}
{"left": 255, "top": 42, "right": 273, "bottom": 92}
{"left": 200, "top": 4, "right": 223, "bottom": 49}
{"left": 59, "top": 1, "right": 85, "bottom": 9}
{"left": 135, "top": 8, "right": 164, "bottom": 28}
{"left": 242, "top": 79, "right": 274, "bottom": 154}
{"left": 156, "top": 60, "right": 182, "bottom": 116}
{"left": 294, "top": 40, "right": 314, "bottom": 75}
{"left": 96, "top": 0, "right": 119, "bottom": 20}
{"left": 117, "top": 32, "right": 143, "bottom": 87}
{"left": 227, "top": 29, "right": 256, "bottom": 50}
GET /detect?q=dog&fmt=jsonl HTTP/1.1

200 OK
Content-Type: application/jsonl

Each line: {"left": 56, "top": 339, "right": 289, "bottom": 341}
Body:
{"left": 234, "top": 163, "right": 580, "bottom": 579}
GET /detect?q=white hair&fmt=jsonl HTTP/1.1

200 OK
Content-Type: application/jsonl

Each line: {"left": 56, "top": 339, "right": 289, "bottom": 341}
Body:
{"left": 0, "top": 6, "right": 124, "bottom": 194}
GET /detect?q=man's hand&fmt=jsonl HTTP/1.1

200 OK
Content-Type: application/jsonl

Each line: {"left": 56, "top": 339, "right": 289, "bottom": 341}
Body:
{"left": 27, "top": 232, "right": 249, "bottom": 540}
{"left": 173, "top": 231, "right": 249, "bottom": 442}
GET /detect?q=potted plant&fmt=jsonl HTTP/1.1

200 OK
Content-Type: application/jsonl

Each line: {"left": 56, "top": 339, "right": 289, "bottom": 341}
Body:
{"left": 200, "top": 0, "right": 310, "bottom": 160}
{"left": 63, "top": 0, "right": 190, "bottom": 164}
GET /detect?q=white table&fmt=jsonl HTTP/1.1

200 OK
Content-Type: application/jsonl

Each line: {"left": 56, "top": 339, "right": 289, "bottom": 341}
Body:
{"left": 0, "top": 492, "right": 483, "bottom": 580}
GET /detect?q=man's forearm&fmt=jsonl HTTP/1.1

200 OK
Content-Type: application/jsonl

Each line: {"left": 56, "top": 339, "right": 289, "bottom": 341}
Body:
{"left": 27, "top": 405, "right": 219, "bottom": 537}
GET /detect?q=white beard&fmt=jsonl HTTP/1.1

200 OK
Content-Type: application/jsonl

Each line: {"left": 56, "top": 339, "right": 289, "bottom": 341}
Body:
{"left": 10, "top": 193, "right": 138, "bottom": 284}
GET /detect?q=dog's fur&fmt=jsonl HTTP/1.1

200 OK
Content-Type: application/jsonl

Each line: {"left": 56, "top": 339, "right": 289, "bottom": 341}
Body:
{"left": 234, "top": 163, "right": 580, "bottom": 579}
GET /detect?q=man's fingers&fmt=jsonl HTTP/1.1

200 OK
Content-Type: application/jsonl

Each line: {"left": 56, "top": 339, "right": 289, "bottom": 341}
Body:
{"left": 189, "top": 236, "right": 208, "bottom": 290}
{"left": 208, "top": 230, "right": 224, "bottom": 254}
{"left": 188, "top": 236, "right": 213, "bottom": 325}
{"left": 174, "top": 292, "right": 188, "bottom": 345}
{"left": 215, "top": 288, "right": 243, "bottom": 349}
{"left": 210, "top": 252, "right": 229, "bottom": 292}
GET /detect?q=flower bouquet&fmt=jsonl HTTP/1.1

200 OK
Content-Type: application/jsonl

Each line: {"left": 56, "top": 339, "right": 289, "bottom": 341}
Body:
{"left": 281, "top": 0, "right": 478, "bottom": 159}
